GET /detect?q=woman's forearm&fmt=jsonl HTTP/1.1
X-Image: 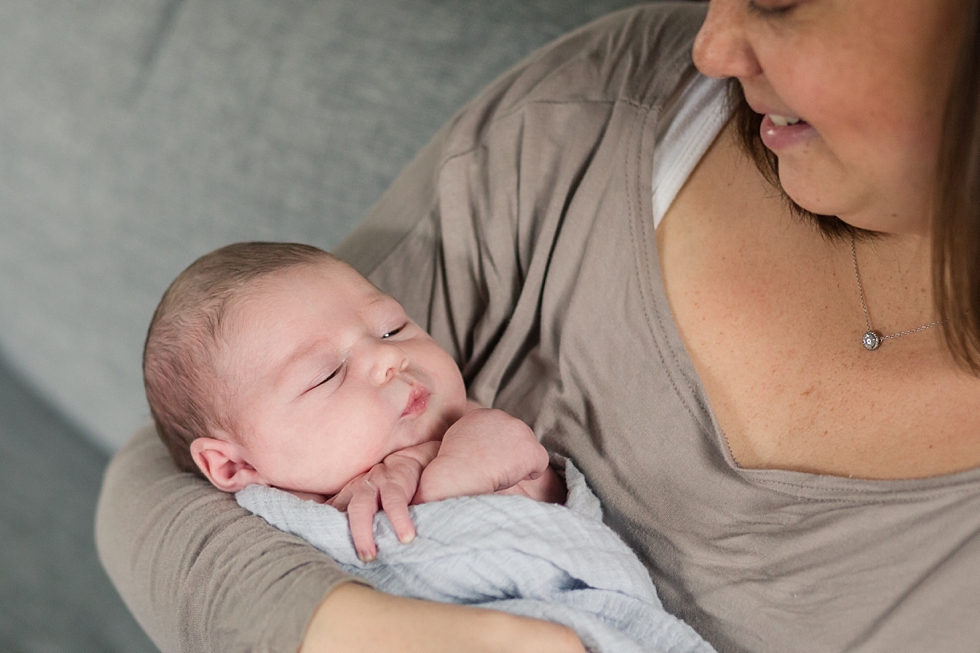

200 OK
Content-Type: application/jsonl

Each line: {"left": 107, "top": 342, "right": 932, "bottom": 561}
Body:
{"left": 300, "top": 584, "right": 586, "bottom": 653}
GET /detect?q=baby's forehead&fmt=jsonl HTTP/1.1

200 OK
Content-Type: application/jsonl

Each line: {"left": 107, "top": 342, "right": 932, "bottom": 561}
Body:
{"left": 273, "top": 256, "right": 365, "bottom": 288}
{"left": 237, "top": 258, "right": 357, "bottom": 302}
{"left": 219, "top": 258, "right": 394, "bottom": 351}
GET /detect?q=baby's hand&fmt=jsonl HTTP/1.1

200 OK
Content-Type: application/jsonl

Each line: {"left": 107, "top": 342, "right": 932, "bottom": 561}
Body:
{"left": 328, "top": 440, "right": 440, "bottom": 562}
{"left": 414, "top": 408, "right": 552, "bottom": 503}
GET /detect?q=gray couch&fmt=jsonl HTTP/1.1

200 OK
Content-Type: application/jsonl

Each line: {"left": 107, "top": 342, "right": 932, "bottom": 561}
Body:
{"left": 0, "top": 0, "right": 658, "bottom": 650}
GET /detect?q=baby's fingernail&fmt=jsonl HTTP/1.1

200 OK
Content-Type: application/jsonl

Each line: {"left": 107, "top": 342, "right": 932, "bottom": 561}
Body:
{"left": 358, "top": 550, "right": 376, "bottom": 562}
{"left": 399, "top": 532, "right": 415, "bottom": 544}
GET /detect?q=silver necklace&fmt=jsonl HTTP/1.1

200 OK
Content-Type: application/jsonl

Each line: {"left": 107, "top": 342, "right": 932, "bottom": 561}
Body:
{"left": 850, "top": 234, "right": 941, "bottom": 351}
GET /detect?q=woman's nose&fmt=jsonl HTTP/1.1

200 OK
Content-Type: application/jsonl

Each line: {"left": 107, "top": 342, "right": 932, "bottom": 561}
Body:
{"left": 692, "top": 0, "right": 763, "bottom": 80}
{"left": 369, "top": 341, "right": 410, "bottom": 384}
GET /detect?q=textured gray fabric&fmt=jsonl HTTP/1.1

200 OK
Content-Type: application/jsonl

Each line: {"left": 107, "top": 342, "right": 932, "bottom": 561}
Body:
{"left": 0, "top": 0, "right": 640, "bottom": 452}
{"left": 0, "top": 353, "right": 157, "bottom": 653}
{"left": 237, "top": 462, "right": 717, "bottom": 653}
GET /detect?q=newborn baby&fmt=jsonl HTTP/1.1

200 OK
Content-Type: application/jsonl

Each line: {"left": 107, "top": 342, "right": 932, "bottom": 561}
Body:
{"left": 143, "top": 241, "right": 563, "bottom": 561}
{"left": 143, "top": 241, "right": 716, "bottom": 653}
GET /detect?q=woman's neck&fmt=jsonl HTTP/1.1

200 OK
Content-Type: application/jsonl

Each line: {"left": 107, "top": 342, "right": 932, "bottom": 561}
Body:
{"left": 849, "top": 231, "right": 938, "bottom": 336}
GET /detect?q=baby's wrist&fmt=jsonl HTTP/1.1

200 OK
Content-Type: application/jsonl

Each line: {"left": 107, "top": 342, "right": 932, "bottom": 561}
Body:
{"left": 513, "top": 466, "right": 566, "bottom": 504}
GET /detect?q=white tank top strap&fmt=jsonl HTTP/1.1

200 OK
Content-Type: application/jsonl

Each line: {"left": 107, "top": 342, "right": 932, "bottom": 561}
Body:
{"left": 651, "top": 74, "right": 730, "bottom": 229}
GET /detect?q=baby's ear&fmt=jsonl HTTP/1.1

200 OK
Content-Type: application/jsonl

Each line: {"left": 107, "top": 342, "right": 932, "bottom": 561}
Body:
{"left": 190, "top": 434, "right": 264, "bottom": 493}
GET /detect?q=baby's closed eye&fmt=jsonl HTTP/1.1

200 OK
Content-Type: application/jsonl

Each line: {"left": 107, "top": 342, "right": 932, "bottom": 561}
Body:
{"left": 314, "top": 367, "right": 340, "bottom": 387}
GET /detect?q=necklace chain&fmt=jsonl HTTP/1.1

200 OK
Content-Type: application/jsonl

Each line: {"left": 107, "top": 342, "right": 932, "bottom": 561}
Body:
{"left": 849, "top": 234, "right": 941, "bottom": 351}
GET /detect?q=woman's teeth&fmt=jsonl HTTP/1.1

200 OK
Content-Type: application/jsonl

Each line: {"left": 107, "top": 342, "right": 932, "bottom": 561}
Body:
{"left": 770, "top": 114, "right": 802, "bottom": 127}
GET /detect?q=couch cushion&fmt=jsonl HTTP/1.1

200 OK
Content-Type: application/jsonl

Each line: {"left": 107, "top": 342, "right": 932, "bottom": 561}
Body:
{"left": 0, "top": 352, "right": 156, "bottom": 652}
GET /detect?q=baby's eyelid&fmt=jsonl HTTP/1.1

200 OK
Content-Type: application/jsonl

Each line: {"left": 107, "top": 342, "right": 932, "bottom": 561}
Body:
{"left": 313, "top": 364, "right": 342, "bottom": 389}
{"left": 381, "top": 322, "right": 409, "bottom": 339}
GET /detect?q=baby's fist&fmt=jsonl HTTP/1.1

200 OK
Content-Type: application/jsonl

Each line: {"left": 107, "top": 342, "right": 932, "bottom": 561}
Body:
{"left": 415, "top": 408, "right": 550, "bottom": 503}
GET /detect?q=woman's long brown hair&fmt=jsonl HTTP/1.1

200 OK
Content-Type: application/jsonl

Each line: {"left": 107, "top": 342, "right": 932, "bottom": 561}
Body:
{"left": 935, "top": 0, "right": 980, "bottom": 373}
{"left": 728, "top": 0, "right": 980, "bottom": 373}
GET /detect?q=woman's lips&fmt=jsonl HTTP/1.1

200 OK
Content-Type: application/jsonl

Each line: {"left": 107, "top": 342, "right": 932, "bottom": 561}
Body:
{"left": 760, "top": 113, "right": 816, "bottom": 151}
{"left": 401, "top": 387, "right": 429, "bottom": 417}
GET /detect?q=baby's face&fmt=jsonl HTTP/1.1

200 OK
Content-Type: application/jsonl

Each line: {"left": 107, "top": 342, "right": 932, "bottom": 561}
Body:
{"left": 216, "top": 259, "right": 467, "bottom": 495}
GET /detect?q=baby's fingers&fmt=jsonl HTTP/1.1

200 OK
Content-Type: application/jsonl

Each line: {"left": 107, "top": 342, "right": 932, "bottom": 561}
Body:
{"left": 346, "top": 483, "right": 380, "bottom": 562}
{"left": 328, "top": 471, "right": 369, "bottom": 511}
{"left": 379, "top": 481, "right": 416, "bottom": 545}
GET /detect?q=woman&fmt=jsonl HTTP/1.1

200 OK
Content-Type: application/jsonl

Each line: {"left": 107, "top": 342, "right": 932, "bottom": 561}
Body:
{"left": 96, "top": 1, "right": 980, "bottom": 651}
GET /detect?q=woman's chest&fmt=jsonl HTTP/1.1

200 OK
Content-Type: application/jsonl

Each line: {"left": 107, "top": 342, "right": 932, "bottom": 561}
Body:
{"left": 655, "top": 133, "right": 980, "bottom": 480}
{"left": 667, "top": 283, "right": 980, "bottom": 479}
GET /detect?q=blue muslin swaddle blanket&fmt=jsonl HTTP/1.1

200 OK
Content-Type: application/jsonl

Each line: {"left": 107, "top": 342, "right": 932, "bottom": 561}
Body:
{"left": 236, "top": 460, "right": 716, "bottom": 653}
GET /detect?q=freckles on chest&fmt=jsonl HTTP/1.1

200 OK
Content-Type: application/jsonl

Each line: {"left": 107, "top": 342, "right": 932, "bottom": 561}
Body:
{"left": 678, "top": 265, "right": 980, "bottom": 477}
{"left": 659, "top": 215, "right": 893, "bottom": 473}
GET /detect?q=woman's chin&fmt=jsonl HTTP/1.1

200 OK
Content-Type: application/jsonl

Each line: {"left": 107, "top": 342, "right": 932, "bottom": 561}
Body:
{"left": 776, "top": 166, "right": 851, "bottom": 221}
{"left": 780, "top": 188, "right": 839, "bottom": 220}
{"left": 781, "top": 184, "right": 931, "bottom": 237}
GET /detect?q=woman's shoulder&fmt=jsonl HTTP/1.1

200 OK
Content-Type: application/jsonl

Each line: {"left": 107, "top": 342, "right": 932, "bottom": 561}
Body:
{"left": 440, "top": 2, "right": 707, "bottom": 156}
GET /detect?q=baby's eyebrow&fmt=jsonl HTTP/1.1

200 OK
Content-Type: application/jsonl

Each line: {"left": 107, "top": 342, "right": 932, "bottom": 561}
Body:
{"left": 364, "top": 294, "right": 404, "bottom": 316}
{"left": 364, "top": 294, "right": 390, "bottom": 307}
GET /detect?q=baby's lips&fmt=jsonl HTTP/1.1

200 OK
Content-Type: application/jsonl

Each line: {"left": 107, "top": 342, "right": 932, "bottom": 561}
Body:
{"left": 400, "top": 385, "right": 430, "bottom": 417}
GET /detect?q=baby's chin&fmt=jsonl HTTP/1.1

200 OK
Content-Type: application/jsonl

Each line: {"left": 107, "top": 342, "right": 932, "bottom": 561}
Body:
{"left": 426, "top": 404, "right": 465, "bottom": 441}
{"left": 403, "top": 421, "right": 447, "bottom": 450}
{"left": 406, "top": 394, "right": 458, "bottom": 439}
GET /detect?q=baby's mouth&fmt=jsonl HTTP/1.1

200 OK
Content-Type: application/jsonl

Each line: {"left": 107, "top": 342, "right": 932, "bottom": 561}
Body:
{"left": 401, "top": 386, "right": 429, "bottom": 417}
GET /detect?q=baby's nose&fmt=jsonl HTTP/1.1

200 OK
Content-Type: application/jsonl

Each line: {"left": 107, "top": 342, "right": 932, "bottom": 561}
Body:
{"left": 371, "top": 342, "right": 409, "bottom": 384}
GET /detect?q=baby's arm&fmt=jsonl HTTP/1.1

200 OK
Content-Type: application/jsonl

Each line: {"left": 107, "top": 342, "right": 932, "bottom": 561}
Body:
{"left": 327, "top": 407, "right": 564, "bottom": 561}
{"left": 415, "top": 407, "right": 566, "bottom": 505}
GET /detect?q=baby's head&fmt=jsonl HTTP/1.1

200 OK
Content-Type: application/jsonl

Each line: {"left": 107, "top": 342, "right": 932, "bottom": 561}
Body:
{"left": 144, "top": 242, "right": 467, "bottom": 495}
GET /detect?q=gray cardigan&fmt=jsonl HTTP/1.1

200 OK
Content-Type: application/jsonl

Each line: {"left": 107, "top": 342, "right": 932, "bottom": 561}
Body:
{"left": 97, "top": 4, "right": 980, "bottom": 652}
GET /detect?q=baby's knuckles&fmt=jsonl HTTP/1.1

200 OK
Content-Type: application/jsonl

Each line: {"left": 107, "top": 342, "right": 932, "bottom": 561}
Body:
{"left": 384, "top": 440, "right": 441, "bottom": 468}
{"left": 330, "top": 442, "right": 438, "bottom": 510}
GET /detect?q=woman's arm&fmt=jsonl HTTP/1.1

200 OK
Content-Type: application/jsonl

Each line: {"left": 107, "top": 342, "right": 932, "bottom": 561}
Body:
{"left": 300, "top": 584, "right": 585, "bottom": 653}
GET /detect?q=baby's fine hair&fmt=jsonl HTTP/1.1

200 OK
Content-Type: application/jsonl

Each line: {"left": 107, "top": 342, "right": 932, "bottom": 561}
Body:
{"left": 143, "top": 241, "right": 336, "bottom": 474}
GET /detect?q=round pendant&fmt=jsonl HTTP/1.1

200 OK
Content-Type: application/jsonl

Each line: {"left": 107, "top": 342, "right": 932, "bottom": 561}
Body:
{"left": 862, "top": 330, "right": 882, "bottom": 351}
